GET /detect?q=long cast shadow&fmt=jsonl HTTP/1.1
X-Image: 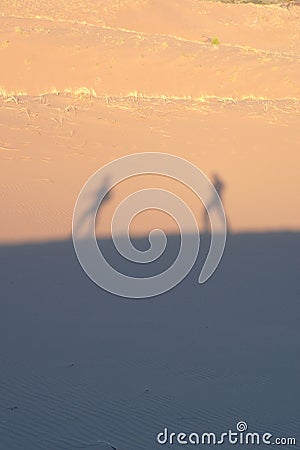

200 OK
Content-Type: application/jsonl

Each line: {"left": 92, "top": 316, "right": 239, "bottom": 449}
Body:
{"left": 0, "top": 232, "right": 299, "bottom": 449}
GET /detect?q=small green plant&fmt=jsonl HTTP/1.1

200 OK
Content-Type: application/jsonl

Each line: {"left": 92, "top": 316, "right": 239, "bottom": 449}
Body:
{"left": 211, "top": 37, "right": 220, "bottom": 45}
{"left": 203, "top": 36, "right": 221, "bottom": 45}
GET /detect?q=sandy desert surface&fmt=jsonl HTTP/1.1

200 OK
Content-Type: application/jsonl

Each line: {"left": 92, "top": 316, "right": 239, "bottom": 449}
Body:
{"left": 1, "top": 0, "right": 300, "bottom": 242}
{"left": 0, "top": 233, "right": 299, "bottom": 450}
{"left": 0, "top": 1, "right": 300, "bottom": 450}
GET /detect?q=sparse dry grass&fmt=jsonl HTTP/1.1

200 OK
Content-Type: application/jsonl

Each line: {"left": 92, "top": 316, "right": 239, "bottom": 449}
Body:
{"left": 1, "top": 87, "right": 299, "bottom": 105}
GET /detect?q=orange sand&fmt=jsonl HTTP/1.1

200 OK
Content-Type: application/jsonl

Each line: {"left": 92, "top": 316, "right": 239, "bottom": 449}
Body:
{"left": 0, "top": 0, "right": 299, "bottom": 242}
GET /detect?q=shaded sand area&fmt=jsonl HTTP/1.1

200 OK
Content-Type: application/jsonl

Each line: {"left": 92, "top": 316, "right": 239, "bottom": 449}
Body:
{"left": 0, "top": 1, "right": 300, "bottom": 449}
{"left": 0, "top": 233, "right": 300, "bottom": 449}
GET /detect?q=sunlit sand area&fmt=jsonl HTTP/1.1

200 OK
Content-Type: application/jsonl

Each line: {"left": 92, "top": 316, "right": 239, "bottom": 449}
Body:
{"left": 1, "top": 0, "right": 300, "bottom": 241}
{"left": 0, "top": 1, "right": 299, "bottom": 449}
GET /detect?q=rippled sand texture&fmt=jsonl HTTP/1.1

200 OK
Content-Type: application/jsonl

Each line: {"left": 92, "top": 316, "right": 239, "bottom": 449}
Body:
{"left": 0, "top": 234, "right": 299, "bottom": 449}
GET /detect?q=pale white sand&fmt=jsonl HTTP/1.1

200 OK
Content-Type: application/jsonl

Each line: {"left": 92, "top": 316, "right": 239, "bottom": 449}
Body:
{"left": 0, "top": 233, "right": 299, "bottom": 449}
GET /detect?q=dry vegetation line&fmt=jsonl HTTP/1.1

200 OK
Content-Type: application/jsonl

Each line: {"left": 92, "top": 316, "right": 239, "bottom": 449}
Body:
{"left": 0, "top": 90, "right": 299, "bottom": 103}
{"left": 1, "top": 10, "right": 299, "bottom": 62}
{"left": 0, "top": 91, "right": 300, "bottom": 115}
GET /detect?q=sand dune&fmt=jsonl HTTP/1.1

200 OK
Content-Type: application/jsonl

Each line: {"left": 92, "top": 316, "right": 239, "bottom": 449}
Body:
{"left": 1, "top": 0, "right": 300, "bottom": 242}
{"left": 0, "top": 91, "right": 299, "bottom": 242}
{"left": 0, "top": 6, "right": 300, "bottom": 97}
{"left": 0, "top": 2, "right": 299, "bottom": 449}
{"left": 0, "top": 233, "right": 299, "bottom": 449}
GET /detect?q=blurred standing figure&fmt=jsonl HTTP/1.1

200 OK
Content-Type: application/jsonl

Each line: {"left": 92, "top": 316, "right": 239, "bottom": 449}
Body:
{"left": 203, "top": 173, "right": 225, "bottom": 234}
{"left": 76, "top": 174, "right": 112, "bottom": 236}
